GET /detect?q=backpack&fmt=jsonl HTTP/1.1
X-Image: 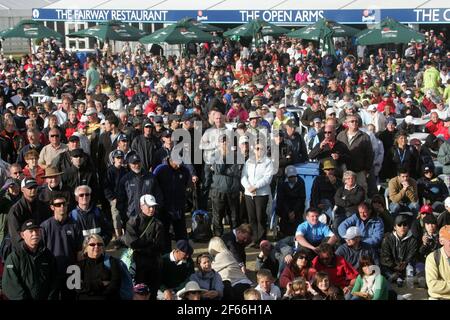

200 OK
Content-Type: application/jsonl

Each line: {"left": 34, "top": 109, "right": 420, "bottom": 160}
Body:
{"left": 103, "top": 254, "right": 134, "bottom": 300}
{"left": 190, "top": 210, "right": 213, "bottom": 243}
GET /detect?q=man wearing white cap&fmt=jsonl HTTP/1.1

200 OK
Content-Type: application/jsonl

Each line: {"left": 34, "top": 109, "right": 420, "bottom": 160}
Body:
{"left": 124, "top": 194, "right": 165, "bottom": 300}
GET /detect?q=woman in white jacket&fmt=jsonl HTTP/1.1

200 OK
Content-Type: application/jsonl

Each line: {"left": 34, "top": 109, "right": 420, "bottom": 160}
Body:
{"left": 241, "top": 143, "right": 274, "bottom": 247}
{"left": 208, "top": 237, "right": 252, "bottom": 300}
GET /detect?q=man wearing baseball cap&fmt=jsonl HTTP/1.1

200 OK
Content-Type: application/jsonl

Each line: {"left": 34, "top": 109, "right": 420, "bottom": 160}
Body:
{"left": 2, "top": 219, "right": 58, "bottom": 300}
{"left": 437, "top": 197, "right": 450, "bottom": 229}
{"left": 425, "top": 225, "right": 450, "bottom": 300}
{"left": 336, "top": 226, "right": 379, "bottom": 269}
{"left": 123, "top": 194, "right": 164, "bottom": 300}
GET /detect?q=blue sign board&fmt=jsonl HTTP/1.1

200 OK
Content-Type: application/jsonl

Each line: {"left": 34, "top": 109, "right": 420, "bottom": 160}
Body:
{"left": 32, "top": 8, "right": 450, "bottom": 24}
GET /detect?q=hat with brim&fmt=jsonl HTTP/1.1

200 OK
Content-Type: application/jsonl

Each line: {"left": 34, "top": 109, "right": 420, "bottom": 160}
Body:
{"left": 322, "top": 159, "right": 335, "bottom": 170}
{"left": 248, "top": 111, "right": 260, "bottom": 119}
{"left": 42, "top": 167, "right": 63, "bottom": 179}
{"left": 177, "top": 281, "right": 206, "bottom": 299}
{"left": 140, "top": 194, "right": 158, "bottom": 207}
{"left": 21, "top": 219, "right": 40, "bottom": 232}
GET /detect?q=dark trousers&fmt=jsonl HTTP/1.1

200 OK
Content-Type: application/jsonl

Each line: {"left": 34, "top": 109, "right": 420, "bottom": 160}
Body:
{"left": 134, "top": 255, "right": 162, "bottom": 300}
{"left": 211, "top": 190, "right": 240, "bottom": 236}
{"left": 223, "top": 281, "right": 251, "bottom": 300}
{"left": 160, "top": 209, "right": 188, "bottom": 253}
{"left": 239, "top": 192, "right": 248, "bottom": 224}
{"left": 245, "top": 195, "right": 269, "bottom": 244}
{"left": 200, "top": 165, "right": 213, "bottom": 210}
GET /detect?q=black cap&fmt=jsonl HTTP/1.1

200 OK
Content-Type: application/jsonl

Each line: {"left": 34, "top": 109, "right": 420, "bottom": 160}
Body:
{"left": 21, "top": 219, "right": 40, "bottom": 232}
{"left": 70, "top": 148, "right": 84, "bottom": 158}
{"left": 394, "top": 213, "right": 411, "bottom": 226}
{"left": 68, "top": 135, "right": 80, "bottom": 143}
{"left": 154, "top": 116, "right": 164, "bottom": 123}
{"left": 181, "top": 114, "right": 193, "bottom": 122}
{"left": 143, "top": 120, "right": 154, "bottom": 128}
{"left": 176, "top": 239, "right": 193, "bottom": 256}
{"left": 117, "top": 133, "right": 128, "bottom": 142}
{"left": 128, "top": 154, "right": 141, "bottom": 164}
{"left": 112, "top": 150, "right": 125, "bottom": 158}
{"left": 161, "top": 130, "right": 172, "bottom": 138}
{"left": 423, "top": 214, "right": 437, "bottom": 225}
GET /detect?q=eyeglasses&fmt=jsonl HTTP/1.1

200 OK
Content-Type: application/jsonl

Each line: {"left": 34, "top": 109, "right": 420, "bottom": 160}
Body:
{"left": 88, "top": 243, "right": 104, "bottom": 247}
{"left": 52, "top": 202, "right": 66, "bottom": 207}
{"left": 78, "top": 193, "right": 91, "bottom": 197}
{"left": 50, "top": 135, "right": 60, "bottom": 138}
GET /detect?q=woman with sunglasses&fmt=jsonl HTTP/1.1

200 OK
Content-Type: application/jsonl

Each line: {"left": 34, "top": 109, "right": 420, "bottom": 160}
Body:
{"left": 77, "top": 234, "right": 121, "bottom": 300}
{"left": 279, "top": 248, "right": 317, "bottom": 290}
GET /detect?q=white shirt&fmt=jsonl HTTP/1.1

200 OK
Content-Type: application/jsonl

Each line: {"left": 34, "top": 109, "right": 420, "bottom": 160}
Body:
{"left": 255, "top": 284, "right": 281, "bottom": 300}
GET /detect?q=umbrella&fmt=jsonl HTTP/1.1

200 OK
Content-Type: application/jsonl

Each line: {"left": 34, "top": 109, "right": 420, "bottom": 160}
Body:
{"left": 287, "top": 18, "right": 359, "bottom": 40}
{"left": 139, "top": 20, "right": 214, "bottom": 44}
{"left": 66, "top": 20, "right": 147, "bottom": 42}
{"left": 178, "top": 17, "right": 223, "bottom": 33}
{"left": 223, "top": 18, "right": 290, "bottom": 42}
{"left": 0, "top": 19, "right": 62, "bottom": 40}
{"left": 355, "top": 18, "right": 425, "bottom": 45}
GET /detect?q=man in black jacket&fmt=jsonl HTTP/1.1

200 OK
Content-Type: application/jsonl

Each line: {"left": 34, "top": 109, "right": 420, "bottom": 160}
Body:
{"left": 210, "top": 138, "right": 241, "bottom": 236}
{"left": 154, "top": 156, "right": 191, "bottom": 252}
{"left": 222, "top": 223, "right": 253, "bottom": 274}
{"left": 124, "top": 194, "right": 165, "bottom": 300}
{"left": 2, "top": 219, "right": 58, "bottom": 300}
{"left": 131, "top": 120, "right": 159, "bottom": 172}
{"left": 380, "top": 214, "right": 418, "bottom": 284}
{"left": 40, "top": 194, "right": 83, "bottom": 300}
{"left": 38, "top": 167, "right": 75, "bottom": 215}
{"left": 284, "top": 120, "right": 307, "bottom": 164}
{"left": 7, "top": 178, "right": 49, "bottom": 251}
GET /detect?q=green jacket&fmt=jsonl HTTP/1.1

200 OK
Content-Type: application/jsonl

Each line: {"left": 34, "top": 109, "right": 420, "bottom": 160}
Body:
{"left": 351, "top": 273, "right": 389, "bottom": 300}
{"left": 159, "top": 252, "right": 194, "bottom": 293}
{"left": 2, "top": 243, "right": 58, "bottom": 300}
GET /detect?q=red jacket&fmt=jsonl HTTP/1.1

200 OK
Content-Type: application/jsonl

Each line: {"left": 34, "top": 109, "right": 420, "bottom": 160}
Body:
{"left": 279, "top": 265, "right": 317, "bottom": 289}
{"left": 23, "top": 166, "right": 46, "bottom": 186}
{"left": 425, "top": 120, "right": 444, "bottom": 135}
{"left": 377, "top": 98, "right": 395, "bottom": 114}
{"left": 312, "top": 255, "right": 358, "bottom": 289}
{"left": 422, "top": 97, "right": 436, "bottom": 113}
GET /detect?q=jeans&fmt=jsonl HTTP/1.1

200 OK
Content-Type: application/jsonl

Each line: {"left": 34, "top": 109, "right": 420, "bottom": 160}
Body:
{"left": 389, "top": 202, "right": 420, "bottom": 216}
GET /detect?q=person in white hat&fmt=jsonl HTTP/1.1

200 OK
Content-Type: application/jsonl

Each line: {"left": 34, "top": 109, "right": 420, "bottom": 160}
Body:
{"left": 176, "top": 281, "right": 207, "bottom": 300}
{"left": 123, "top": 194, "right": 164, "bottom": 300}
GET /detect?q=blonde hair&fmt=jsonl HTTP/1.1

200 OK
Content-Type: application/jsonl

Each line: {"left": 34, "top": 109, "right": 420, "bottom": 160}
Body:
{"left": 82, "top": 234, "right": 104, "bottom": 255}
{"left": 256, "top": 269, "right": 273, "bottom": 282}
{"left": 243, "top": 288, "right": 261, "bottom": 300}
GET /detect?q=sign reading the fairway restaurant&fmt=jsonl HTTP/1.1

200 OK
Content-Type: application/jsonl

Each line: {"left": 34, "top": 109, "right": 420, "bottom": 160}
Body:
{"left": 32, "top": 8, "right": 450, "bottom": 24}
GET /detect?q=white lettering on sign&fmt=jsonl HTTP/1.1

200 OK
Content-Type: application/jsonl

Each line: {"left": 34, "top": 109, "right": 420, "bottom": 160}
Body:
{"left": 413, "top": 9, "right": 440, "bottom": 22}
{"left": 54, "top": 9, "right": 167, "bottom": 22}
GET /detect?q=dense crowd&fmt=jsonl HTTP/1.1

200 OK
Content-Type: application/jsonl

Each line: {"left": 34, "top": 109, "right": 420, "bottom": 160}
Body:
{"left": 0, "top": 30, "right": 449, "bottom": 300}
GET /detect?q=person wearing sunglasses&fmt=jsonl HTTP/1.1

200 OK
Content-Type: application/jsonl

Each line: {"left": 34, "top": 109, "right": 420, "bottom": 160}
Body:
{"left": 69, "top": 185, "right": 112, "bottom": 246}
{"left": 38, "top": 128, "right": 68, "bottom": 170}
{"left": 40, "top": 194, "right": 83, "bottom": 300}
{"left": 380, "top": 213, "right": 418, "bottom": 285}
{"left": 76, "top": 234, "right": 121, "bottom": 300}
{"left": 279, "top": 248, "right": 317, "bottom": 290}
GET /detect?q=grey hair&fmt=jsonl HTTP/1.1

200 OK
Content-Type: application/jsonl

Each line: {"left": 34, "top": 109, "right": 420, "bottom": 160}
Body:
{"left": 74, "top": 185, "right": 92, "bottom": 197}
{"left": 343, "top": 170, "right": 356, "bottom": 179}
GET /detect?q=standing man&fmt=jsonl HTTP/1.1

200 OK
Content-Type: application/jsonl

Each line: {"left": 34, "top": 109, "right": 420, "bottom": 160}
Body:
{"left": 38, "top": 129, "right": 68, "bottom": 170}
{"left": 2, "top": 219, "right": 58, "bottom": 300}
{"left": 85, "top": 62, "right": 100, "bottom": 94}
{"left": 124, "top": 194, "right": 165, "bottom": 300}
{"left": 40, "top": 194, "right": 83, "bottom": 300}
{"left": 131, "top": 120, "right": 159, "bottom": 172}
{"left": 337, "top": 114, "right": 374, "bottom": 194}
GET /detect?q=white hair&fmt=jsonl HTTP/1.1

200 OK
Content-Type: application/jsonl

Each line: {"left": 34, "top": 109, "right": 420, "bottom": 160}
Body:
{"left": 74, "top": 185, "right": 92, "bottom": 197}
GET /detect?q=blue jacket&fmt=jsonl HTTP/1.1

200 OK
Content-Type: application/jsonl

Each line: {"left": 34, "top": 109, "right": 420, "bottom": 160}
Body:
{"left": 338, "top": 214, "right": 384, "bottom": 247}
{"left": 117, "top": 170, "right": 164, "bottom": 219}
{"left": 40, "top": 216, "right": 84, "bottom": 274}
{"left": 69, "top": 206, "right": 113, "bottom": 245}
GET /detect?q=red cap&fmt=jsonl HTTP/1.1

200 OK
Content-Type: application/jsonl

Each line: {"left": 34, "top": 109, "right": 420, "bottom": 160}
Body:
{"left": 419, "top": 204, "right": 433, "bottom": 214}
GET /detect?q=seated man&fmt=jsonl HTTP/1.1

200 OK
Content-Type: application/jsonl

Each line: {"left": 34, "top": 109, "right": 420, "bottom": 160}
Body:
{"left": 380, "top": 213, "right": 419, "bottom": 284}
{"left": 334, "top": 170, "right": 365, "bottom": 230}
{"left": 222, "top": 223, "right": 253, "bottom": 274}
{"left": 335, "top": 226, "right": 380, "bottom": 269}
{"left": 388, "top": 168, "right": 420, "bottom": 215}
{"left": 417, "top": 165, "right": 448, "bottom": 213}
{"left": 159, "top": 240, "right": 195, "bottom": 300}
{"left": 2, "top": 219, "right": 58, "bottom": 300}
{"left": 425, "top": 225, "right": 450, "bottom": 300}
{"left": 311, "top": 243, "right": 358, "bottom": 300}
{"left": 310, "top": 159, "right": 343, "bottom": 215}
{"left": 295, "top": 208, "right": 338, "bottom": 259}
{"left": 338, "top": 202, "right": 384, "bottom": 248}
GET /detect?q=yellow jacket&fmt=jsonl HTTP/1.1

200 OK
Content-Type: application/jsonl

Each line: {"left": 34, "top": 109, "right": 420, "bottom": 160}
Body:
{"left": 388, "top": 176, "right": 418, "bottom": 204}
{"left": 425, "top": 247, "right": 450, "bottom": 300}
